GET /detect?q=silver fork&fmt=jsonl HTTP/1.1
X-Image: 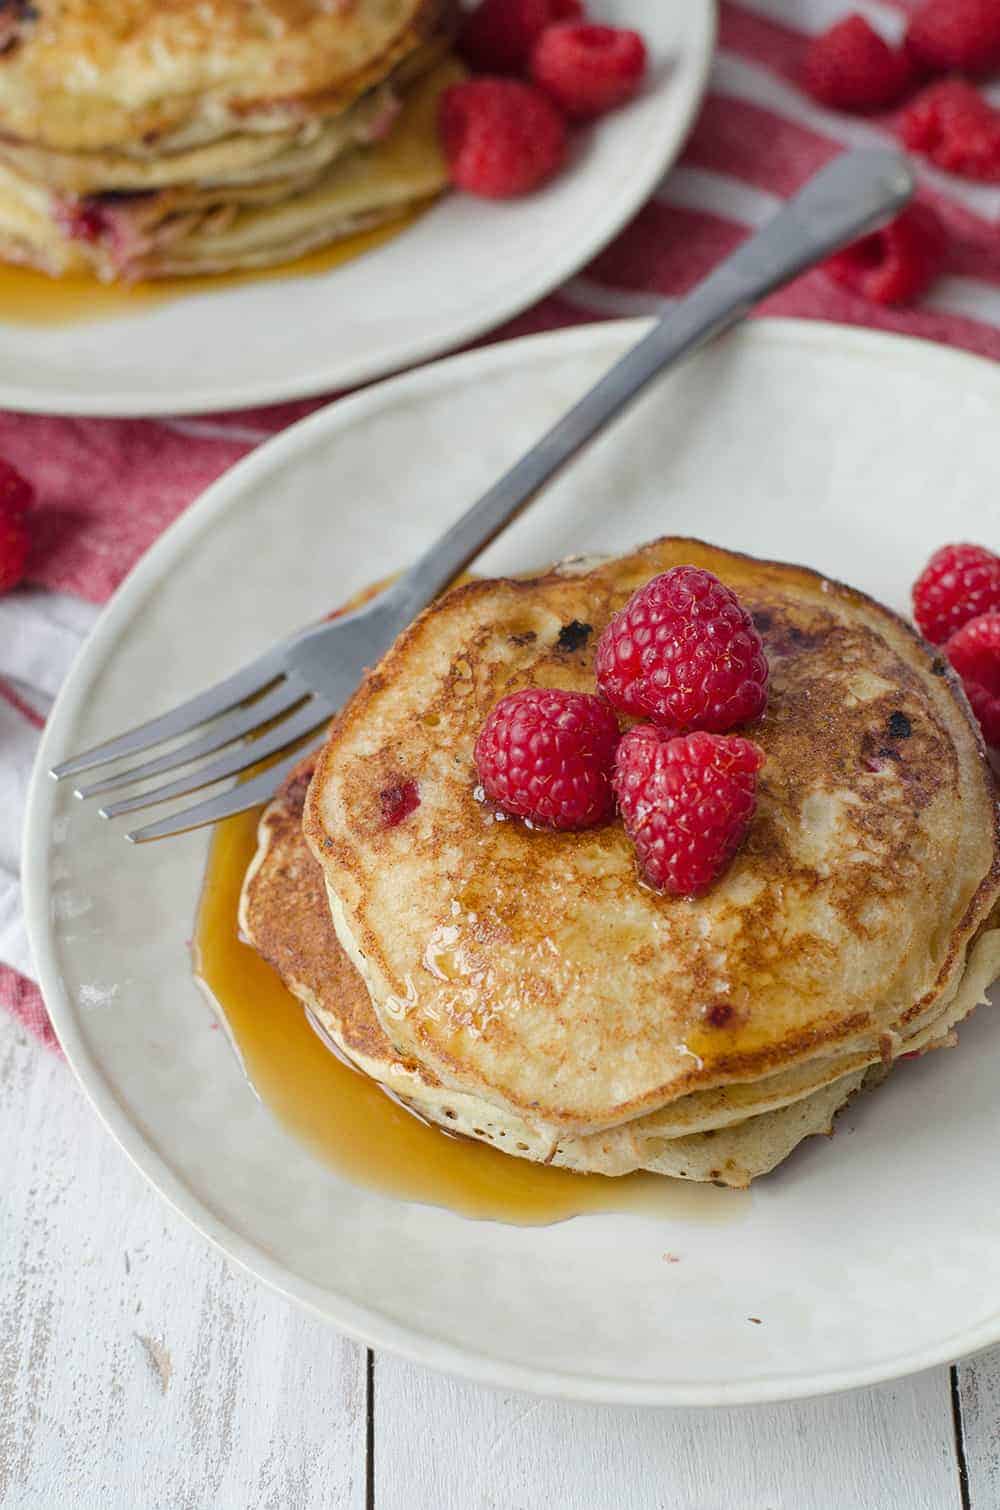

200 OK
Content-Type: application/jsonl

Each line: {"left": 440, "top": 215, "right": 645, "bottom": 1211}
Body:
{"left": 52, "top": 149, "right": 913, "bottom": 842}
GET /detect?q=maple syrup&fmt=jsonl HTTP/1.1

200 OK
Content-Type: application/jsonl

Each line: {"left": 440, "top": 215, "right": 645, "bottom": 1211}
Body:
{"left": 0, "top": 209, "right": 429, "bottom": 327}
{"left": 193, "top": 807, "right": 743, "bottom": 1225}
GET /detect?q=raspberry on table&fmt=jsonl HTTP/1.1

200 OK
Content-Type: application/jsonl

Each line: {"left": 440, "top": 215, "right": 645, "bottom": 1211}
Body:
{"left": 901, "top": 78, "right": 1000, "bottom": 180}
{"left": 594, "top": 566, "right": 769, "bottom": 732}
{"left": 906, "top": 0, "right": 1000, "bottom": 77}
{"left": 458, "top": 0, "right": 583, "bottom": 76}
{"left": 530, "top": 23, "right": 647, "bottom": 121}
{"left": 474, "top": 687, "right": 620, "bottom": 830}
{"left": 0, "top": 458, "right": 33, "bottom": 594}
{"left": 912, "top": 543, "right": 1000, "bottom": 644}
{"left": 946, "top": 611, "right": 1000, "bottom": 746}
{"left": 822, "top": 204, "right": 946, "bottom": 306}
{"left": 613, "top": 726, "right": 765, "bottom": 896}
{"left": 439, "top": 78, "right": 568, "bottom": 198}
{"left": 801, "top": 14, "right": 913, "bottom": 114}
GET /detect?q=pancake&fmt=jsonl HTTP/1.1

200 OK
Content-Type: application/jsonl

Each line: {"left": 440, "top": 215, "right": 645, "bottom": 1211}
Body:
{"left": 0, "top": 75, "right": 405, "bottom": 199}
{"left": 242, "top": 753, "right": 903, "bottom": 1186}
{"left": 0, "top": 44, "right": 458, "bottom": 280}
{"left": 0, "top": 0, "right": 440, "bottom": 153}
{"left": 243, "top": 754, "right": 1000, "bottom": 1183}
{"left": 305, "top": 539, "right": 1000, "bottom": 1135}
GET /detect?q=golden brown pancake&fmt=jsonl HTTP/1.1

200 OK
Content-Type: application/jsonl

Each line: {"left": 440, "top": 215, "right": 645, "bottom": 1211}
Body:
{"left": 0, "top": 1, "right": 457, "bottom": 279}
{"left": 241, "top": 752, "right": 408, "bottom": 1076}
{"left": 0, "top": 0, "right": 442, "bottom": 151}
{"left": 242, "top": 750, "right": 1000, "bottom": 1185}
{"left": 305, "top": 540, "right": 1000, "bottom": 1135}
{"left": 240, "top": 754, "right": 882, "bottom": 1184}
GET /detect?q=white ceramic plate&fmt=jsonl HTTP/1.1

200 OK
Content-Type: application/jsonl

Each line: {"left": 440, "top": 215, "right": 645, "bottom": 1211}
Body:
{"left": 0, "top": 2, "right": 713, "bottom": 417}
{"left": 24, "top": 319, "right": 1000, "bottom": 1406}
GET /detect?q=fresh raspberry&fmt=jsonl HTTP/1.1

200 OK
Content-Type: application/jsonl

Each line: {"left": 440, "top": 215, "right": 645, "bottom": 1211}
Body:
{"left": 439, "top": 79, "right": 568, "bottom": 198}
{"left": 0, "top": 456, "right": 33, "bottom": 517}
{"left": 901, "top": 78, "right": 1000, "bottom": 180}
{"left": 458, "top": 0, "right": 583, "bottom": 75}
{"left": 912, "top": 543, "right": 1000, "bottom": 644}
{"left": 0, "top": 459, "right": 33, "bottom": 593}
{"left": 613, "top": 726, "right": 765, "bottom": 896}
{"left": 906, "top": 0, "right": 1000, "bottom": 77}
{"left": 801, "top": 15, "right": 913, "bottom": 113}
{"left": 946, "top": 611, "right": 1000, "bottom": 745}
{"left": 530, "top": 23, "right": 647, "bottom": 121}
{"left": 594, "top": 566, "right": 769, "bottom": 732}
{"left": 473, "top": 687, "right": 620, "bottom": 830}
{"left": 822, "top": 204, "right": 946, "bottom": 306}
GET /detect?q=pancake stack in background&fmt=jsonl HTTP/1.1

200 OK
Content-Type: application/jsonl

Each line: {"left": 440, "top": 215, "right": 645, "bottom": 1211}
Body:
{"left": 240, "top": 540, "right": 1000, "bottom": 1188}
{"left": 0, "top": 0, "right": 458, "bottom": 280}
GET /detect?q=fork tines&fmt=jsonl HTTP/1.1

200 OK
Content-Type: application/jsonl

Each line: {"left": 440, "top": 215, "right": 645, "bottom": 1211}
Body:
{"left": 51, "top": 648, "right": 331, "bottom": 843}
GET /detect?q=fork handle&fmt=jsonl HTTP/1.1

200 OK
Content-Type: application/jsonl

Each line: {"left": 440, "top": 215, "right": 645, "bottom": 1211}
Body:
{"left": 388, "top": 148, "right": 913, "bottom": 620}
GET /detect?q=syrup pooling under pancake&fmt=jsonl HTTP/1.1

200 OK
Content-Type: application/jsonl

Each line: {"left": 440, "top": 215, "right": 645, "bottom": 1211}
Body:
{"left": 305, "top": 540, "right": 1000, "bottom": 1135}
{"left": 211, "top": 796, "right": 741, "bottom": 1220}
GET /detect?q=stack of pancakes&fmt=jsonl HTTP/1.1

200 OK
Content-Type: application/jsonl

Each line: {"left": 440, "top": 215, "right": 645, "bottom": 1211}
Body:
{"left": 0, "top": 0, "right": 458, "bottom": 280}
{"left": 240, "top": 540, "right": 1000, "bottom": 1187}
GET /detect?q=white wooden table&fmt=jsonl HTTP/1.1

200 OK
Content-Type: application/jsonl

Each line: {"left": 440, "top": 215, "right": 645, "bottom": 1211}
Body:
{"left": 3, "top": 1007, "right": 997, "bottom": 1510}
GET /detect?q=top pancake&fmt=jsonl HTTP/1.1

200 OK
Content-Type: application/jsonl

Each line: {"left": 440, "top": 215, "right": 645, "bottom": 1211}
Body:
{"left": 242, "top": 748, "right": 1000, "bottom": 1185}
{"left": 304, "top": 539, "right": 1000, "bottom": 1135}
{"left": 0, "top": 0, "right": 438, "bottom": 151}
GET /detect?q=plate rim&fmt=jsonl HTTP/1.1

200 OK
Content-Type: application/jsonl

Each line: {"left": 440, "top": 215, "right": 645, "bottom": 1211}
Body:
{"left": 0, "top": 1, "right": 716, "bottom": 418}
{"left": 23, "top": 315, "right": 1000, "bottom": 1405}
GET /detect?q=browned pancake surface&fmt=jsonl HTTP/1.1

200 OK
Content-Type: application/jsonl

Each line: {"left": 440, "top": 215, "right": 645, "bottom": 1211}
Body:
{"left": 0, "top": 0, "right": 442, "bottom": 150}
{"left": 243, "top": 751, "right": 433, "bottom": 1075}
{"left": 305, "top": 540, "right": 1000, "bottom": 1133}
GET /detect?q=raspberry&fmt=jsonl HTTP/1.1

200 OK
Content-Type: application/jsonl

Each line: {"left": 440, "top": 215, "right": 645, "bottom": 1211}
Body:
{"left": 458, "top": 0, "right": 583, "bottom": 75}
{"left": 613, "top": 726, "right": 765, "bottom": 896}
{"left": 530, "top": 23, "right": 647, "bottom": 121}
{"left": 946, "top": 611, "right": 1000, "bottom": 745}
{"left": 901, "top": 78, "right": 1000, "bottom": 180}
{"left": 439, "top": 79, "right": 568, "bottom": 198}
{"left": 906, "top": 0, "right": 1000, "bottom": 76}
{"left": 379, "top": 779, "right": 419, "bottom": 828}
{"left": 912, "top": 543, "right": 1000, "bottom": 644}
{"left": 801, "top": 15, "right": 913, "bottom": 113}
{"left": 594, "top": 566, "right": 768, "bottom": 732}
{"left": 0, "top": 459, "right": 33, "bottom": 593}
{"left": 822, "top": 204, "right": 946, "bottom": 306}
{"left": 473, "top": 687, "right": 620, "bottom": 830}
{"left": 55, "top": 198, "right": 110, "bottom": 244}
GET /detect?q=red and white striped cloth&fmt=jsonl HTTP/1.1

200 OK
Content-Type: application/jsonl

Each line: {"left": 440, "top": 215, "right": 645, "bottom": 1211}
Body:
{"left": 5, "top": 0, "right": 1000, "bottom": 1047}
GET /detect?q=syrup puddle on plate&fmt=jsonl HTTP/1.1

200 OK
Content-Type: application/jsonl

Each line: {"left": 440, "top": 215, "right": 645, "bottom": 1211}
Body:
{"left": 193, "top": 805, "right": 745, "bottom": 1226}
{"left": 0, "top": 207, "right": 427, "bottom": 328}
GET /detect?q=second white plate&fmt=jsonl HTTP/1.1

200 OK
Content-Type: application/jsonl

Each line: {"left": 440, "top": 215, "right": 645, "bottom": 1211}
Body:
{"left": 0, "top": 2, "right": 714, "bottom": 416}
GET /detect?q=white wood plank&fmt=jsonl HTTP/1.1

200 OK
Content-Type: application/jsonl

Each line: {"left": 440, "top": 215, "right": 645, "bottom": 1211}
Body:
{"left": 374, "top": 1352, "right": 962, "bottom": 1510}
{"left": 956, "top": 1347, "right": 1000, "bottom": 1509}
{"left": 0, "top": 1015, "right": 367, "bottom": 1510}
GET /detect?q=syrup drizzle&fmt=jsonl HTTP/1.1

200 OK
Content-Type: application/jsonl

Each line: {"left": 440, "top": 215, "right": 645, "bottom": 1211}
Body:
{"left": 0, "top": 208, "right": 426, "bottom": 327}
{"left": 193, "top": 805, "right": 741, "bottom": 1225}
